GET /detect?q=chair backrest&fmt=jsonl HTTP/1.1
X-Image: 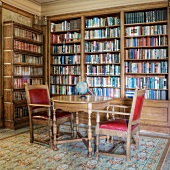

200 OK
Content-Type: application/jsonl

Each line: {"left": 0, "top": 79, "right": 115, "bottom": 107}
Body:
{"left": 25, "top": 83, "right": 50, "bottom": 113}
{"left": 129, "top": 88, "right": 145, "bottom": 122}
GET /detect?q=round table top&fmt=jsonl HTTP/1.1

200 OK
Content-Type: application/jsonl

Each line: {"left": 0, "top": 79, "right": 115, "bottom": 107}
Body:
{"left": 51, "top": 95, "right": 113, "bottom": 104}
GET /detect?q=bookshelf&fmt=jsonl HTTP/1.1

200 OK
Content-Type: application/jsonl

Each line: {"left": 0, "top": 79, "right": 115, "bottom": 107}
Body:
{"left": 84, "top": 14, "right": 121, "bottom": 98}
{"left": 50, "top": 18, "right": 81, "bottom": 95}
{"left": 48, "top": 2, "right": 170, "bottom": 134}
{"left": 124, "top": 8, "right": 168, "bottom": 100}
{"left": 3, "top": 21, "right": 44, "bottom": 129}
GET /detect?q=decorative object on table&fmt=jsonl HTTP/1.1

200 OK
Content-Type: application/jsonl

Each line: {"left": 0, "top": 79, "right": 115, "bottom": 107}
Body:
{"left": 76, "top": 81, "right": 89, "bottom": 98}
{"left": 92, "top": 87, "right": 145, "bottom": 161}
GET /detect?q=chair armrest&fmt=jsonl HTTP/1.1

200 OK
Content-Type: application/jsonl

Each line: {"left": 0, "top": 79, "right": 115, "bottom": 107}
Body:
{"left": 29, "top": 104, "right": 51, "bottom": 108}
{"left": 92, "top": 109, "right": 131, "bottom": 116}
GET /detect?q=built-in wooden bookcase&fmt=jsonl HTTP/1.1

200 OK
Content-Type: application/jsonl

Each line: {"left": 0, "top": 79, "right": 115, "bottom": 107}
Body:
{"left": 48, "top": 2, "right": 170, "bottom": 134}
{"left": 84, "top": 13, "right": 121, "bottom": 98}
{"left": 50, "top": 18, "right": 81, "bottom": 95}
{"left": 3, "top": 21, "right": 44, "bottom": 129}
{"left": 124, "top": 8, "right": 168, "bottom": 100}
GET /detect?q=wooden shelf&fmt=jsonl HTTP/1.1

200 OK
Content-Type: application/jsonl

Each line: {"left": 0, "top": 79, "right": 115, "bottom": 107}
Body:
{"left": 3, "top": 21, "right": 44, "bottom": 129}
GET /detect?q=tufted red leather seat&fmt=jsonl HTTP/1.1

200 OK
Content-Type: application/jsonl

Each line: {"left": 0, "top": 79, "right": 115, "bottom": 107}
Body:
{"left": 100, "top": 119, "right": 139, "bottom": 131}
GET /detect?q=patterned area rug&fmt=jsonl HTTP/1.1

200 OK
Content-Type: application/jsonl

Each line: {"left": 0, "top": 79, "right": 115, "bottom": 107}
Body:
{"left": 0, "top": 125, "right": 168, "bottom": 170}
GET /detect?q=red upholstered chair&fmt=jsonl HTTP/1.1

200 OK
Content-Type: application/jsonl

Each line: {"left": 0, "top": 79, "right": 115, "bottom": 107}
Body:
{"left": 92, "top": 87, "right": 145, "bottom": 161}
{"left": 25, "top": 83, "right": 74, "bottom": 147}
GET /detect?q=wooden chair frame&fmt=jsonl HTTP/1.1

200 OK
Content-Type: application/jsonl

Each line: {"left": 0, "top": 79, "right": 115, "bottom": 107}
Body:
{"left": 25, "top": 83, "right": 74, "bottom": 148}
{"left": 92, "top": 88, "right": 145, "bottom": 161}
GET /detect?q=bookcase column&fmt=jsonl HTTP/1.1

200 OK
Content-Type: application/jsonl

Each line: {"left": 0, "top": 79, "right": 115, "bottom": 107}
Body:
{"left": 81, "top": 16, "right": 85, "bottom": 81}
{"left": 120, "top": 10, "right": 125, "bottom": 98}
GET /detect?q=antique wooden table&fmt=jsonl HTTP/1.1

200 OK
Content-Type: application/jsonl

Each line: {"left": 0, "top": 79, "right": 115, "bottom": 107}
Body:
{"left": 51, "top": 95, "right": 113, "bottom": 157}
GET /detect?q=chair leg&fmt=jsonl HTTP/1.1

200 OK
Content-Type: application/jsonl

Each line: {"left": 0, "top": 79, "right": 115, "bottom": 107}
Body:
{"left": 30, "top": 121, "right": 34, "bottom": 143}
{"left": 57, "top": 125, "right": 60, "bottom": 136}
{"left": 126, "top": 135, "right": 131, "bottom": 161}
{"left": 106, "top": 135, "right": 110, "bottom": 143}
{"left": 70, "top": 113, "right": 74, "bottom": 138}
{"left": 95, "top": 133, "right": 99, "bottom": 160}
{"left": 136, "top": 131, "right": 139, "bottom": 149}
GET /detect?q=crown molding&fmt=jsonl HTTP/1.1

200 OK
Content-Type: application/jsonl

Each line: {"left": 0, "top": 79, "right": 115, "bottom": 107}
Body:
{"left": 1, "top": 0, "right": 41, "bottom": 15}
{"left": 41, "top": 0, "right": 167, "bottom": 16}
{"left": 1, "top": 0, "right": 167, "bottom": 17}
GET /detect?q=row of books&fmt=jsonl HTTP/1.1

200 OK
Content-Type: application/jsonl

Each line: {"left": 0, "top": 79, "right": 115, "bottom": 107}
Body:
{"left": 14, "top": 40, "right": 42, "bottom": 54}
{"left": 125, "top": 61, "right": 168, "bottom": 73}
{"left": 125, "top": 76, "right": 167, "bottom": 89}
{"left": 51, "top": 32, "right": 81, "bottom": 43}
{"left": 126, "top": 89, "right": 167, "bottom": 100}
{"left": 14, "top": 106, "right": 28, "bottom": 118}
{"left": 84, "top": 40, "right": 120, "bottom": 52}
{"left": 14, "top": 53, "right": 43, "bottom": 64}
{"left": 85, "top": 27, "right": 120, "bottom": 39}
{"left": 51, "top": 75, "right": 81, "bottom": 85}
{"left": 14, "top": 91, "right": 26, "bottom": 101}
{"left": 14, "top": 66, "right": 43, "bottom": 76}
{"left": 86, "top": 76, "right": 120, "bottom": 88}
{"left": 85, "top": 53, "right": 120, "bottom": 64}
{"left": 51, "top": 85, "right": 76, "bottom": 95}
{"left": 85, "top": 16, "right": 120, "bottom": 28}
{"left": 52, "top": 44, "right": 81, "bottom": 54}
{"left": 125, "top": 48, "right": 167, "bottom": 60}
{"left": 86, "top": 65, "right": 120, "bottom": 75}
{"left": 13, "top": 78, "right": 42, "bottom": 89}
{"left": 91, "top": 87, "right": 120, "bottom": 98}
{"left": 52, "top": 55, "right": 80, "bottom": 65}
{"left": 126, "top": 25, "right": 167, "bottom": 36}
{"left": 14, "top": 27, "right": 42, "bottom": 42}
{"left": 145, "top": 89, "right": 167, "bottom": 100}
{"left": 51, "top": 19, "right": 81, "bottom": 32}
{"left": 125, "top": 9, "right": 167, "bottom": 24}
{"left": 125, "top": 36, "right": 167, "bottom": 47}
{"left": 53, "top": 66, "right": 80, "bottom": 75}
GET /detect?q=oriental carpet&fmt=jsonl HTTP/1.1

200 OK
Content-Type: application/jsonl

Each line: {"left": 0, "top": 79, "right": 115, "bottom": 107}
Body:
{"left": 0, "top": 125, "right": 169, "bottom": 170}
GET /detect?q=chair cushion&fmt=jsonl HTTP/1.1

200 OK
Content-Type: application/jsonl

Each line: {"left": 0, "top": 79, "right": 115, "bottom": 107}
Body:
{"left": 99, "top": 119, "right": 138, "bottom": 131}
{"left": 32, "top": 109, "right": 71, "bottom": 120}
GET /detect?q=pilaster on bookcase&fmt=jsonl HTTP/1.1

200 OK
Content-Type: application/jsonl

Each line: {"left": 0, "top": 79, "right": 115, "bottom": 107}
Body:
{"left": 3, "top": 21, "right": 44, "bottom": 129}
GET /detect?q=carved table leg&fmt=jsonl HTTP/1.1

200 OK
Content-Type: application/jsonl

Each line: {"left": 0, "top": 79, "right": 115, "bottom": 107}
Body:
{"left": 88, "top": 103, "right": 92, "bottom": 158}
{"left": 76, "top": 112, "right": 79, "bottom": 138}
{"left": 52, "top": 102, "right": 58, "bottom": 151}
